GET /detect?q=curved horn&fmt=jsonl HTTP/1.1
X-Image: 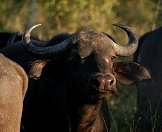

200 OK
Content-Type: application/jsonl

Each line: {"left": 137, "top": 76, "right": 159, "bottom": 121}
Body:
{"left": 22, "top": 24, "right": 70, "bottom": 56}
{"left": 7, "top": 32, "right": 19, "bottom": 46}
{"left": 112, "top": 23, "right": 138, "bottom": 56}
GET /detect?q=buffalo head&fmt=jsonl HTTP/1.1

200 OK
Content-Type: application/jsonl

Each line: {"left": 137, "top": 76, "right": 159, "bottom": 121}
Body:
{"left": 22, "top": 24, "right": 150, "bottom": 104}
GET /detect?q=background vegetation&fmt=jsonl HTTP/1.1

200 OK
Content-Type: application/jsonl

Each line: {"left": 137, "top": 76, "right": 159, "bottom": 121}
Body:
{"left": 0, "top": 0, "right": 162, "bottom": 131}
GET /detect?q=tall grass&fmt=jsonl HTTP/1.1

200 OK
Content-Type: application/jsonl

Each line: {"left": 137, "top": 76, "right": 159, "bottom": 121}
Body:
{"left": 108, "top": 84, "right": 137, "bottom": 132}
{"left": 147, "top": 96, "right": 161, "bottom": 132}
{"left": 108, "top": 83, "right": 161, "bottom": 132}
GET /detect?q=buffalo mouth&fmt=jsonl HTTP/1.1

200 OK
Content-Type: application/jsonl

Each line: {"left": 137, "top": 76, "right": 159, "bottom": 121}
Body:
{"left": 97, "top": 88, "right": 116, "bottom": 96}
{"left": 97, "top": 87, "right": 116, "bottom": 96}
{"left": 87, "top": 85, "right": 117, "bottom": 102}
{"left": 70, "top": 78, "right": 117, "bottom": 103}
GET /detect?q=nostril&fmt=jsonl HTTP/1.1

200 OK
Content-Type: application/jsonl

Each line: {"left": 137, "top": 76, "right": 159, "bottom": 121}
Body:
{"left": 108, "top": 79, "right": 114, "bottom": 86}
{"left": 105, "top": 74, "right": 115, "bottom": 86}
{"left": 91, "top": 77, "right": 100, "bottom": 87}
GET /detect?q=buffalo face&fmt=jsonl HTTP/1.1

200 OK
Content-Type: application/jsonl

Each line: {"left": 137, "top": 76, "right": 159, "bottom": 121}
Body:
{"left": 23, "top": 24, "right": 151, "bottom": 104}
{"left": 64, "top": 32, "right": 117, "bottom": 102}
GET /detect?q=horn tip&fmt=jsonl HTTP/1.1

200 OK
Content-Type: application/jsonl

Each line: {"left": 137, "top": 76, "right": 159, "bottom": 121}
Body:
{"left": 32, "top": 24, "right": 42, "bottom": 29}
{"left": 113, "top": 23, "right": 125, "bottom": 28}
{"left": 26, "top": 24, "right": 42, "bottom": 35}
{"left": 112, "top": 23, "right": 133, "bottom": 33}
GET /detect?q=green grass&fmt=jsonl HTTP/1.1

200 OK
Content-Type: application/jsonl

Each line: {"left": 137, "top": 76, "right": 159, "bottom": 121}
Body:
{"left": 107, "top": 83, "right": 138, "bottom": 132}
{"left": 107, "top": 83, "right": 161, "bottom": 132}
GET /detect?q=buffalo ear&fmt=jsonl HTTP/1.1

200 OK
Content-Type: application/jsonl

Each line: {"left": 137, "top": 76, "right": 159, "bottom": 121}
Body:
{"left": 28, "top": 60, "right": 49, "bottom": 80}
{"left": 113, "top": 62, "right": 151, "bottom": 85}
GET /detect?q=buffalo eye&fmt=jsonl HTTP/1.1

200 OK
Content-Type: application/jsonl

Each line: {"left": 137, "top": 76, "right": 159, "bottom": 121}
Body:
{"left": 111, "top": 56, "right": 116, "bottom": 61}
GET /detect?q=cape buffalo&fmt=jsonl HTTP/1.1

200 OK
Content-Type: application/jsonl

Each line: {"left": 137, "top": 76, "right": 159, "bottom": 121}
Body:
{"left": 134, "top": 27, "right": 162, "bottom": 131}
{"left": 1, "top": 23, "right": 150, "bottom": 132}
{"left": 0, "top": 31, "right": 44, "bottom": 49}
{"left": 0, "top": 32, "right": 21, "bottom": 48}
{"left": 0, "top": 53, "right": 28, "bottom": 132}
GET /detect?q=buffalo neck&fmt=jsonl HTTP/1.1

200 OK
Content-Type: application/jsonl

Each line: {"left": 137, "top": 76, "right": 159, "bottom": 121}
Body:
{"left": 69, "top": 102, "right": 107, "bottom": 132}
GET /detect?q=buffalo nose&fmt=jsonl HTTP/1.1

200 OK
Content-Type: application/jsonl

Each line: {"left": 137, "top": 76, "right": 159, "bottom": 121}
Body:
{"left": 90, "top": 74, "right": 115, "bottom": 90}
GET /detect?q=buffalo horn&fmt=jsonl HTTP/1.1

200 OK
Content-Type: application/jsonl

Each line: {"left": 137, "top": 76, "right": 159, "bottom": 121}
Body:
{"left": 112, "top": 23, "right": 138, "bottom": 56}
{"left": 22, "top": 24, "right": 70, "bottom": 56}
{"left": 7, "top": 32, "right": 19, "bottom": 46}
